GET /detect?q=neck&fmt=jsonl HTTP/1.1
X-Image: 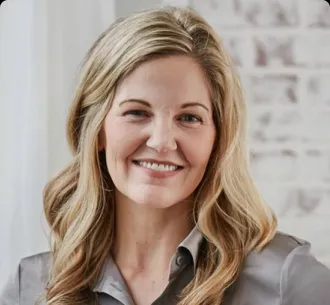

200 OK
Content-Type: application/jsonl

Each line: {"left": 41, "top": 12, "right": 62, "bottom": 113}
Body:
{"left": 112, "top": 191, "right": 194, "bottom": 278}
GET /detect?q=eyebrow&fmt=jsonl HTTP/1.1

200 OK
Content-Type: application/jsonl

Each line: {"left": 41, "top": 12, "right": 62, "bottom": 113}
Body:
{"left": 119, "top": 99, "right": 210, "bottom": 112}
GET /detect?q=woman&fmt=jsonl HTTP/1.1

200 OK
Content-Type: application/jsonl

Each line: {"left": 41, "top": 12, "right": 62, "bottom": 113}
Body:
{"left": 1, "top": 6, "right": 330, "bottom": 305}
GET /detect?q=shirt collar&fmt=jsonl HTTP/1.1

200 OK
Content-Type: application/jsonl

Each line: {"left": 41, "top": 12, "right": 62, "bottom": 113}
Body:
{"left": 177, "top": 226, "right": 203, "bottom": 271}
{"left": 93, "top": 255, "right": 135, "bottom": 304}
{"left": 93, "top": 226, "right": 204, "bottom": 293}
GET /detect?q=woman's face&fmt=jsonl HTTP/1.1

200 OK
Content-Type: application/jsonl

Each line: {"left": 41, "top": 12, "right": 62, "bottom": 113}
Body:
{"left": 100, "top": 55, "right": 216, "bottom": 208}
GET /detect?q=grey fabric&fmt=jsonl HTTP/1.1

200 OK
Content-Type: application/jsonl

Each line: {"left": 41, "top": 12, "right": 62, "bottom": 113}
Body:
{"left": 1, "top": 229, "right": 330, "bottom": 305}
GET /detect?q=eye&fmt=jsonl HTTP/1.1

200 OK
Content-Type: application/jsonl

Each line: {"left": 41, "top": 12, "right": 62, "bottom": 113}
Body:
{"left": 179, "top": 114, "right": 203, "bottom": 123}
{"left": 123, "top": 110, "right": 148, "bottom": 117}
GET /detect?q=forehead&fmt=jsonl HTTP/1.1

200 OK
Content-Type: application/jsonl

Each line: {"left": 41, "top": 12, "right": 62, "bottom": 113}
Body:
{"left": 113, "top": 55, "right": 211, "bottom": 107}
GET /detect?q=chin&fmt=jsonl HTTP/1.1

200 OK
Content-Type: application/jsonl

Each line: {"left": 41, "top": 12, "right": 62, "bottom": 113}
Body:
{"left": 130, "top": 190, "right": 182, "bottom": 209}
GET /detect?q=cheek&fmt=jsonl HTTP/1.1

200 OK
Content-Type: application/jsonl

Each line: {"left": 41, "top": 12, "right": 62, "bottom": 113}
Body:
{"left": 184, "top": 130, "right": 215, "bottom": 169}
{"left": 104, "top": 119, "right": 144, "bottom": 160}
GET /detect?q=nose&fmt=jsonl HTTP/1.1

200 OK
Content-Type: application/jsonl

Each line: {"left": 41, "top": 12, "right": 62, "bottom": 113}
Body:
{"left": 146, "top": 119, "right": 177, "bottom": 153}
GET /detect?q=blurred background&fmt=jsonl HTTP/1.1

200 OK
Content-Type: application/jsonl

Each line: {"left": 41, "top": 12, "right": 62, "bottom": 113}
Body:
{"left": 0, "top": 0, "right": 330, "bottom": 292}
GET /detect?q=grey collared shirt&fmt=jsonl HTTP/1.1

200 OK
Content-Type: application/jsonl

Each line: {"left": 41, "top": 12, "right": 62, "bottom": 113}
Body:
{"left": 1, "top": 229, "right": 330, "bottom": 305}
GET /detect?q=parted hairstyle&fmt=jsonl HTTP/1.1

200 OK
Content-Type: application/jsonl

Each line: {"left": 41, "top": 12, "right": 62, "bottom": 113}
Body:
{"left": 41, "top": 6, "right": 277, "bottom": 305}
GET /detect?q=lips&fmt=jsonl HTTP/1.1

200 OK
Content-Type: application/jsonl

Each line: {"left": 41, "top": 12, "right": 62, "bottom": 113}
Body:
{"left": 132, "top": 159, "right": 184, "bottom": 168}
{"left": 135, "top": 160, "right": 178, "bottom": 171}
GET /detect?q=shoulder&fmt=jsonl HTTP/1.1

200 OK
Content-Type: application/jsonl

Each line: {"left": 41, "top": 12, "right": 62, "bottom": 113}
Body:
{"left": 0, "top": 251, "right": 51, "bottom": 305}
{"left": 233, "top": 232, "right": 330, "bottom": 305}
{"left": 249, "top": 231, "right": 310, "bottom": 266}
{"left": 275, "top": 233, "right": 330, "bottom": 305}
{"left": 19, "top": 251, "right": 51, "bottom": 284}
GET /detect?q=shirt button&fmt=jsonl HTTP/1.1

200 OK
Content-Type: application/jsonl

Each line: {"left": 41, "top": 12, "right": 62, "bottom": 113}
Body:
{"left": 175, "top": 253, "right": 186, "bottom": 267}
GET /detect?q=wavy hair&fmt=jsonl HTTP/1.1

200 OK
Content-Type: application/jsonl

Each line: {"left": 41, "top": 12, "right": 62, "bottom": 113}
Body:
{"left": 42, "top": 6, "right": 277, "bottom": 305}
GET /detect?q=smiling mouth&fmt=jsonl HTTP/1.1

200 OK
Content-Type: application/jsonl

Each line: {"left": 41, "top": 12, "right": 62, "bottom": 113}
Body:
{"left": 132, "top": 160, "right": 184, "bottom": 172}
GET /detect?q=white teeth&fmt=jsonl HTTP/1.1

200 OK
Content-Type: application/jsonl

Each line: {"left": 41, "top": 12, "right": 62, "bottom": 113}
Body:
{"left": 137, "top": 161, "right": 178, "bottom": 172}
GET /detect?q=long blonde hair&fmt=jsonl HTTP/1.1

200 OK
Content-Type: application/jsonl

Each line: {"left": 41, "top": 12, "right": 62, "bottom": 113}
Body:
{"left": 42, "top": 6, "right": 277, "bottom": 305}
